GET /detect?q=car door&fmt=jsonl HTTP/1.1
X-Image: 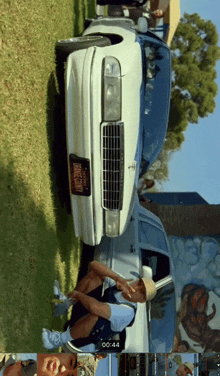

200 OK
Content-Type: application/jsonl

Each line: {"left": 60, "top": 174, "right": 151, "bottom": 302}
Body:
{"left": 135, "top": 199, "right": 176, "bottom": 352}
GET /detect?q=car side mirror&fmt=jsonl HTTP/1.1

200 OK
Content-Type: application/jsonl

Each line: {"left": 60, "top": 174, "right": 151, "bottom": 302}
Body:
{"left": 131, "top": 17, "right": 148, "bottom": 33}
{"left": 142, "top": 265, "right": 153, "bottom": 279}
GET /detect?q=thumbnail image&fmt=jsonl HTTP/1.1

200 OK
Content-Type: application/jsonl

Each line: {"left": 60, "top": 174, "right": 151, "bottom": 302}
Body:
{"left": 37, "top": 354, "right": 78, "bottom": 376}
{"left": 77, "top": 353, "right": 118, "bottom": 376}
{"left": 37, "top": 353, "right": 112, "bottom": 376}
{"left": 199, "top": 353, "right": 220, "bottom": 376}
{"left": 0, "top": 353, "right": 37, "bottom": 376}
{"left": 118, "top": 353, "right": 199, "bottom": 376}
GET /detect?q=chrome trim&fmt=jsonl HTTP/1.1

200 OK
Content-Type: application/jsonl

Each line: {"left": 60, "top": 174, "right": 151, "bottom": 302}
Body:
{"left": 90, "top": 47, "right": 98, "bottom": 244}
{"left": 101, "top": 121, "right": 124, "bottom": 210}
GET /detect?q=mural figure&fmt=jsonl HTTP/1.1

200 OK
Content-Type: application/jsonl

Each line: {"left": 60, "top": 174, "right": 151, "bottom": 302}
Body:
{"left": 168, "top": 235, "right": 220, "bottom": 353}
{"left": 172, "top": 328, "right": 190, "bottom": 353}
{"left": 178, "top": 284, "right": 220, "bottom": 352}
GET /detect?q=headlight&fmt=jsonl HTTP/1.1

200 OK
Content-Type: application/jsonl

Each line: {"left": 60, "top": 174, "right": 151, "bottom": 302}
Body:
{"left": 103, "top": 57, "right": 121, "bottom": 121}
{"left": 105, "top": 210, "right": 120, "bottom": 237}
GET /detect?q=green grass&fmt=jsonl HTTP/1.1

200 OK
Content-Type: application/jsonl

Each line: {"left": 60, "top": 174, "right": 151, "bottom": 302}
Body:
{"left": 0, "top": 0, "right": 96, "bottom": 352}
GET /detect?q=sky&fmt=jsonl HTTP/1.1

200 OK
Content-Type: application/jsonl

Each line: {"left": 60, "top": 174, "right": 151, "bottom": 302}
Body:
{"left": 160, "top": 0, "right": 220, "bottom": 204}
{"left": 95, "top": 354, "right": 118, "bottom": 376}
{"left": 181, "top": 353, "right": 199, "bottom": 370}
{"left": 95, "top": 355, "right": 109, "bottom": 376}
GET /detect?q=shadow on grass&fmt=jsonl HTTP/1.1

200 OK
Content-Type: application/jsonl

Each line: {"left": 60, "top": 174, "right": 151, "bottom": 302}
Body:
{"left": 77, "top": 243, "right": 95, "bottom": 282}
{"left": 45, "top": 72, "right": 80, "bottom": 290}
{"left": 47, "top": 0, "right": 97, "bottom": 286}
{"left": 0, "top": 162, "right": 65, "bottom": 352}
{"left": 45, "top": 70, "right": 96, "bottom": 333}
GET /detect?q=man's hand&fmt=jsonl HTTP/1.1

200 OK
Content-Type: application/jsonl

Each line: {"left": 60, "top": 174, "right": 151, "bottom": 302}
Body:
{"left": 67, "top": 291, "right": 78, "bottom": 301}
{"left": 90, "top": 261, "right": 132, "bottom": 285}
{"left": 115, "top": 277, "right": 135, "bottom": 297}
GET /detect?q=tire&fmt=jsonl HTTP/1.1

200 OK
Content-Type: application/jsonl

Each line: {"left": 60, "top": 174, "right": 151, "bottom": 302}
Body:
{"left": 55, "top": 35, "right": 111, "bottom": 95}
{"left": 62, "top": 342, "right": 82, "bottom": 353}
{"left": 55, "top": 35, "right": 111, "bottom": 58}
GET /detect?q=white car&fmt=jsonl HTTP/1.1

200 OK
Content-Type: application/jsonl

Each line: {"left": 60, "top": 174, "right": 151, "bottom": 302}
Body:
{"left": 63, "top": 194, "right": 176, "bottom": 353}
{"left": 56, "top": 14, "right": 171, "bottom": 245}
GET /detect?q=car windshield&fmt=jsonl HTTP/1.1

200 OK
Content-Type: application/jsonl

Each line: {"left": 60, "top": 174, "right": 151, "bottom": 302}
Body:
{"left": 147, "top": 281, "right": 176, "bottom": 352}
{"left": 139, "top": 219, "right": 168, "bottom": 253}
{"left": 137, "top": 35, "right": 171, "bottom": 177}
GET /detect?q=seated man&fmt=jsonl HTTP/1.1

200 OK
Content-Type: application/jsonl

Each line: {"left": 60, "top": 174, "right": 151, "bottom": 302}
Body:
{"left": 42, "top": 261, "right": 157, "bottom": 350}
{"left": 176, "top": 363, "right": 194, "bottom": 376}
{"left": 121, "top": 6, "right": 163, "bottom": 25}
{"left": 154, "top": 355, "right": 194, "bottom": 376}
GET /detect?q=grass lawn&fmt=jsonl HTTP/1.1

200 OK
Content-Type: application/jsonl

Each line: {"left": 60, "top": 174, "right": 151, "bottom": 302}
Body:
{"left": 0, "top": 0, "right": 96, "bottom": 352}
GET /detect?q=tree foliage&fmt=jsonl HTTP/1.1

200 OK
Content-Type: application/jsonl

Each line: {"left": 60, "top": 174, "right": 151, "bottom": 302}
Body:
{"left": 167, "top": 13, "right": 220, "bottom": 144}
{"left": 148, "top": 14, "right": 219, "bottom": 184}
{"left": 173, "top": 355, "right": 183, "bottom": 366}
{"left": 144, "top": 146, "right": 172, "bottom": 184}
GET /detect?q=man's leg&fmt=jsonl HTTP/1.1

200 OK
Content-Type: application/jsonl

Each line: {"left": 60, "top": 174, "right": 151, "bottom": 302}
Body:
{"left": 42, "top": 313, "right": 99, "bottom": 350}
{"left": 73, "top": 270, "right": 103, "bottom": 295}
{"left": 70, "top": 313, "right": 99, "bottom": 339}
{"left": 53, "top": 268, "right": 103, "bottom": 317}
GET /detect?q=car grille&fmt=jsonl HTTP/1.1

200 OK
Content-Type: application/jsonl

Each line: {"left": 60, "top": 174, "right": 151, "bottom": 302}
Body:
{"left": 102, "top": 122, "right": 124, "bottom": 210}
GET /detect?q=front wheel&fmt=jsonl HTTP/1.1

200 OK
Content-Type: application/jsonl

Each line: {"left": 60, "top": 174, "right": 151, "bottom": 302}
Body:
{"left": 55, "top": 35, "right": 111, "bottom": 58}
{"left": 55, "top": 35, "right": 111, "bottom": 94}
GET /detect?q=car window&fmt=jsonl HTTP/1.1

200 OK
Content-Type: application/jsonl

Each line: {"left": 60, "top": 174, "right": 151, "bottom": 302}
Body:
{"left": 148, "top": 281, "right": 176, "bottom": 352}
{"left": 138, "top": 220, "right": 168, "bottom": 251}
{"left": 141, "top": 249, "right": 170, "bottom": 282}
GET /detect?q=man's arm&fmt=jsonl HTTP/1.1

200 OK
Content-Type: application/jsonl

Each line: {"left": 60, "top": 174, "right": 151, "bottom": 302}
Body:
{"left": 90, "top": 261, "right": 135, "bottom": 296}
{"left": 3, "top": 362, "right": 22, "bottom": 376}
{"left": 90, "top": 260, "right": 122, "bottom": 281}
{"left": 68, "top": 290, "right": 111, "bottom": 320}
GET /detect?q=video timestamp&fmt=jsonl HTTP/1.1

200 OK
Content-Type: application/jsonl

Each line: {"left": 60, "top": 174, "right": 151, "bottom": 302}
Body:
{"left": 101, "top": 340, "right": 121, "bottom": 348}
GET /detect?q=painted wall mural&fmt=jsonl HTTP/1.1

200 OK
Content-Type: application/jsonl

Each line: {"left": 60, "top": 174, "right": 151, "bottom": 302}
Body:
{"left": 168, "top": 235, "right": 220, "bottom": 353}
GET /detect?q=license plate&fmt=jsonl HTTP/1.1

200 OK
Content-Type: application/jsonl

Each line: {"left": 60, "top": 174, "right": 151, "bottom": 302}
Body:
{"left": 69, "top": 154, "right": 91, "bottom": 196}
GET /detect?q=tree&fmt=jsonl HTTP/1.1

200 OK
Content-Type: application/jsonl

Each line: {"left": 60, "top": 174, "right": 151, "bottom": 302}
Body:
{"left": 167, "top": 13, "right": 220, "bottom": 145}
{"left": 144, "top": 144, "right": 174, "bottom": 184}
{"left": 173, "top": 355, "right": 183, "bottom": 366}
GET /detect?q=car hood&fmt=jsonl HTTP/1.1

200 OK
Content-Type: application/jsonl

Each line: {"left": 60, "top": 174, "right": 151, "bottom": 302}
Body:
{"left": 119, "top": 64, "right": 142, "bottom": 234}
